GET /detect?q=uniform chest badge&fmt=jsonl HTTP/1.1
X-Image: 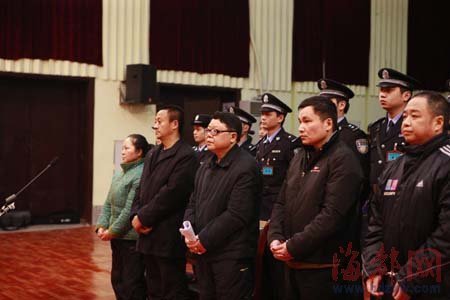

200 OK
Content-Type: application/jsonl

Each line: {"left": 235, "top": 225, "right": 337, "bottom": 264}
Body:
{"left": 355, "top": 139, "right": 368, "bottom": 154}
{"left": 271, "top": 150, "right": 281, "bottom": 153}
{"left": 384, "top": 179, "right": 398, "bottom": 196}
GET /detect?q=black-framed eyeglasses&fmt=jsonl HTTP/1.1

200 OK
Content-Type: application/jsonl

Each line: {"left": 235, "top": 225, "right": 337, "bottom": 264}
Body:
{"left": 205, "top": 128, "right": 236, "bottom": 136}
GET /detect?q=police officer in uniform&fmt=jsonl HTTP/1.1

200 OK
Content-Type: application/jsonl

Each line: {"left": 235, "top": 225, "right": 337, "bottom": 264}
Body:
{"left": 318, "top": 78, "right": 369, "bottom": 178}
{"left": 254, "top": 93, "right": 299, "bottom": 300}
{"left": 192, "top": 114, "right": 212, "bottom": 163}
{"left": 368, "top": 68, "right": 421, "bottom": 189}
{"left": 256, "top": 93, "right": 300, "bottom": 221}
{"left": 228, "top": 106, "right": 257, "bottom": 155}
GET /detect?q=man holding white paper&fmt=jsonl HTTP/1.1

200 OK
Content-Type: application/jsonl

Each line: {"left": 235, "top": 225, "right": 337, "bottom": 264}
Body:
{"left": 183, "top": 111, "right": 262, "bottom": 300}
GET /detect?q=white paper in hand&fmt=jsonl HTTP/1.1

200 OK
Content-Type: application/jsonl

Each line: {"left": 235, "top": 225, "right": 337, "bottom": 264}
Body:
{"left": 179, "top": 221, "right": 196, "bottom": 242}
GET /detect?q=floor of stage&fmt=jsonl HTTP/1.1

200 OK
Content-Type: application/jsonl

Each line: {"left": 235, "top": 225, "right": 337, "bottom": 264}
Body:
{"left": 0, "top": 225, "right": 116, "bottom": 299}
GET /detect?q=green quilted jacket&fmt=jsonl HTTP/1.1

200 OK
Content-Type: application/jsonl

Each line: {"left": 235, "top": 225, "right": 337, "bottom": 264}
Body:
{"left": 96, "top": 158, "right": 144, "bottom": 240}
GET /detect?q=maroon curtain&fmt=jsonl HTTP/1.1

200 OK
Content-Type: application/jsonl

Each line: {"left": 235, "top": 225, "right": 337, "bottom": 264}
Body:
{"left": 407, "top": 0, "right": 450, "bottom": 91}
{"left": 150, "top": 0, "right": 250, "bottom": 77}
{"left": 292, "top": 0, "right": 370, "bottom": 85}
{"left": 0, "top": 0, "right": 102, "bottom": 66}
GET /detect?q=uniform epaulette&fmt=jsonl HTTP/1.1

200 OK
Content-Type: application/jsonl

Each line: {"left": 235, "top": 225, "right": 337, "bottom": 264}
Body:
{"left": 291, "top": 136, "right": 300, "bottom": 143}
{"left": 286, "top": 133, "right": 297, "bottom": 141}
{"left": 439, "top": 145, "right": 450, "bottom": 157}
{"left": 368, "top": 117, "right": 384, "bottom": 130}
{"left": 346, "top": 123, "right": 361, "bottom": 133}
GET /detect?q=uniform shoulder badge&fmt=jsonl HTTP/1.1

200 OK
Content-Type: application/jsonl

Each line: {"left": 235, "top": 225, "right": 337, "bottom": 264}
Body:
{"left": 356, "top": 138, "right": 369, "bottom": 154}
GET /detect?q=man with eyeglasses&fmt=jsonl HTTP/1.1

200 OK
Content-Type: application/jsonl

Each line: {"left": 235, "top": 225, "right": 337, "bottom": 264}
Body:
{"left": 183, "top": 111, "right": 261, "bottom": 300}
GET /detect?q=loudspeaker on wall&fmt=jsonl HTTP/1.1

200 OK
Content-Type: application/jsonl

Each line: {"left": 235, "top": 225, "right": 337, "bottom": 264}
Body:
{"left": 123, "top": 64, "right": 158, "bottom": 104}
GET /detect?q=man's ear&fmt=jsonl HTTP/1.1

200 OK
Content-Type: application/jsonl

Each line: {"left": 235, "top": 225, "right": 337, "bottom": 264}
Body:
{"left": 402, "top": 90, "right": 412, "bottom": 103}
{"left": 171, "top": 119, "right": 179, "bottom": 131}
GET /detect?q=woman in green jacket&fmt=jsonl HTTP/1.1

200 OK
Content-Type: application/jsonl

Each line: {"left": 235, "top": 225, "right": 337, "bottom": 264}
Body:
{"left": 96, "top": 134, "right": 150, "bottom": 300}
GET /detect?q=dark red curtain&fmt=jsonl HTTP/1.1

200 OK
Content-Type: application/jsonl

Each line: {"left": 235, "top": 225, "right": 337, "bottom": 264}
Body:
{"left": 292, "top": 0, "right": 370, "bottom": 85}
{"left": 150, "top": 0, "right": 250, "bottom": 77}
{"left": 407, "top": 0, "right": 450, "bottom": 91}
{"left": 0, "top": 0, "right": 102, "bottom": 66}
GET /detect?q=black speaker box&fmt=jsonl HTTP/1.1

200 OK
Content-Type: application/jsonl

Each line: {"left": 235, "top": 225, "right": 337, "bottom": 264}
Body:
{"left": 124, "top": 64, "right": 158, "bottom": 104}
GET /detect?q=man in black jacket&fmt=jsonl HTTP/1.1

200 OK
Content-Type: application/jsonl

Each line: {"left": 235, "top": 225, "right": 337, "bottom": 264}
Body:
{"left": 363, "top": 91, "right": 450, "bottom": 300}
{"left": 131, "top": 105, "right": 199, "bottom": 300}
{"left": 268, "top": 96, "right": 364, "bottom": 299}
{"left": 317, "top": 78, "right": 369, "bottom": 178}
{"left": 184, "top": 111, "right": 261, "bottom": 300}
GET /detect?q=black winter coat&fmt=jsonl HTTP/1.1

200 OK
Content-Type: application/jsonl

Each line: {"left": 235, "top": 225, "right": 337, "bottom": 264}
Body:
{"left": 131, "top": 139, "right": 199, "bottom": 258}
{"left": 268, "top": 133, "right": 364, "bottom": 264}
{"left": 363, "top": 134, "right": 450, "bottom": 298}
{"left": 184, "top": 145, "right": 262, "bottom": 262}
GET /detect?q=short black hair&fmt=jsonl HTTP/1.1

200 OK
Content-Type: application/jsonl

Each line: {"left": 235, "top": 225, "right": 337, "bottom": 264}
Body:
{"left": 212, "top": 111, "right": 242, "bottom": 141}
{"left": 127, "top": 134, "right": 151, "bottom": 157}
{"left": 298, "top": 96, "right": 338, "bottom": 130}
{"left": 413, "top": 91, "right": 450, "bottom": 130}
{"left": 325, "top": 95, "right": 350, "bottom": 114}
{"left": 158, "top": 105, "right": 184, "bottom": 135}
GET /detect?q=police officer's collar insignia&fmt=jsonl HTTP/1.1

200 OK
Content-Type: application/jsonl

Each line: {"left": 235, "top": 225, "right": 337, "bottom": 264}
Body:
{"left": 263, "top": 95, "right": 269, "bottom": 103}
{"left": 276, "top": 136, "right": 280, "bottom": 141}
{"left": 356, "top": 139, "right": 368, "bottom": 154}
{"left": 382, "top": 69, "right": 389, "bottom": 79}
{"left": 320, "top": 80, "right": 327, "bottom": 89}
{"left": 229, "top": 107, "right": 234, "bottom": 113}
{"left": 195, "top": 115, "right": 199, "bottom": 121}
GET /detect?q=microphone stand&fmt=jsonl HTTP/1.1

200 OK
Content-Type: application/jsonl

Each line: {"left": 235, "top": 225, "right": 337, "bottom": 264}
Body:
{"left": 0, "top": 157, "right": 59, "bottom": 217}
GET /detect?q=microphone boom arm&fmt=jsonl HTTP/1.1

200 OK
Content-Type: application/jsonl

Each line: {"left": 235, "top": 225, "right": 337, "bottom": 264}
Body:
{"left": 0, "top": 157, "right": 58, "bottom": 217}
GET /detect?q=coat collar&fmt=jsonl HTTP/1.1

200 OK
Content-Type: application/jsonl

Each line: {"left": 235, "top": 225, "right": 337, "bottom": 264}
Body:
{"left": 120, "top": 158, "right": 144, "bottom": 172}
{"left": 154, "top": 139, "right": 184, "bottom": 164}
{"left": 208, "top": 144, "right": 240, "bottom": 168}
{"left": 302, "top": 131, "right": 339, "bottom": 172}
